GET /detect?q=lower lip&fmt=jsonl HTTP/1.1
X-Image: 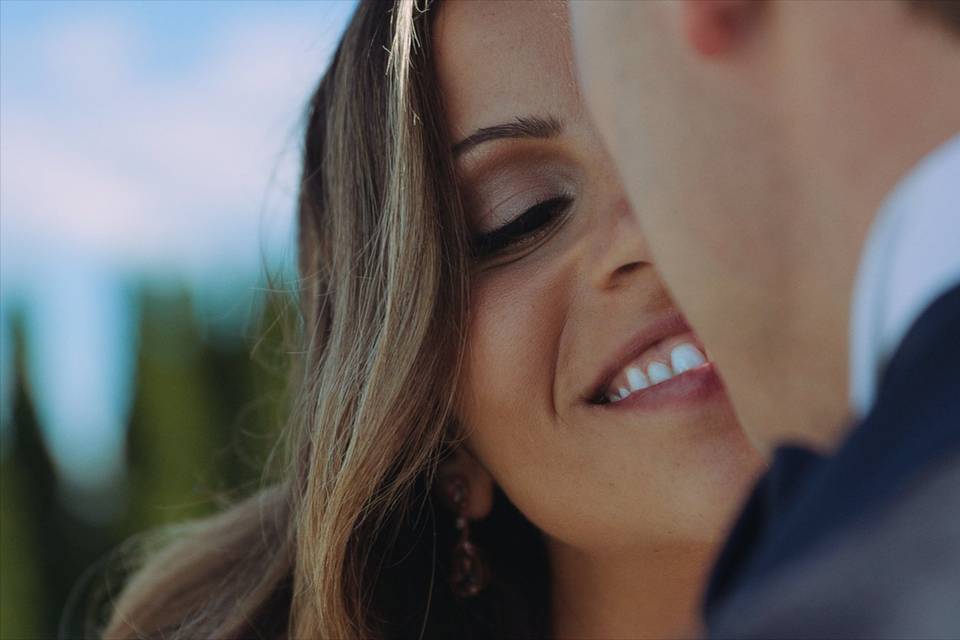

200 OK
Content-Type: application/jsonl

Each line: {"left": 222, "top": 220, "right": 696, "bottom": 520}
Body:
{"left": 593, "top": 363, "right": 724, "bottom": 413}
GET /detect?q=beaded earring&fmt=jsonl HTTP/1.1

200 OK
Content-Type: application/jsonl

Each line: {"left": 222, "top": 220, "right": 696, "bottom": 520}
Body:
{"left": 443, "top": 474, "right": 490, "bottom": 597}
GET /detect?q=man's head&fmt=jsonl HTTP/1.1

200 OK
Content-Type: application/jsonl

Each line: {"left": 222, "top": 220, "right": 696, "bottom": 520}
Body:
{"left": 570, "top": 0, "right": 960, "bottom": 453}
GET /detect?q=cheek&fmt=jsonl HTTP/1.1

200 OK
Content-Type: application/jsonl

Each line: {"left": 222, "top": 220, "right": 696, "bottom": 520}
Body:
{"left": 455, "top": 262, "right": 763, "bottom": 555}
{"left": 456, "top": 263, "right": 633, "bottom": 551}
{"left": 460, "top": 266, "right": 562, "bottom": 438}
{"left": 457, "top": 264, "right": 581, "bottom": 529}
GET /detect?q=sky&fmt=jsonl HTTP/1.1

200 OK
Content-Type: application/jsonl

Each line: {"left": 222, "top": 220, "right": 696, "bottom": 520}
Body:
{"left": 0, "top": 0, "right": 356, "bottom": 490}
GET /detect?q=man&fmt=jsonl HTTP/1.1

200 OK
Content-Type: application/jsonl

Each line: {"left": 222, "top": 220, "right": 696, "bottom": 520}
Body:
{"left": 569, "top": 0, "right": 960, "bottom": 636}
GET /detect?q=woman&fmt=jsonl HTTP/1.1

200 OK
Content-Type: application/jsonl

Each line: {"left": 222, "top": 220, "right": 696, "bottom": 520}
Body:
{"left": 103, "top": 1, "right": 763, "bottom": 638}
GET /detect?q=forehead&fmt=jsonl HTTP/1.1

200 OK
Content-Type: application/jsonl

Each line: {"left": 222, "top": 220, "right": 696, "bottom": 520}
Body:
{"left": 434, "top": 0, "right": 580, "bottom": 142}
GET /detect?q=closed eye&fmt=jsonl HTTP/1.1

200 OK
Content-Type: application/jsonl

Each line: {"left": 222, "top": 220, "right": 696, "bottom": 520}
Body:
{"left": 470, "top": 195, "right": 574, "bottom": 260}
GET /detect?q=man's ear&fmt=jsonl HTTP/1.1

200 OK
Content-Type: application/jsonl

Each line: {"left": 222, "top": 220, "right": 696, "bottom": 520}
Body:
{"left": 680, "top": 0, "right": 764, "bottom": 57}
{"left": 436, "top": 445, "right": 495, "bottom": 521}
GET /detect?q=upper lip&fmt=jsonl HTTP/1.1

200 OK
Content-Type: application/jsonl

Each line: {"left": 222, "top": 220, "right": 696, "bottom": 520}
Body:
{"left": 583, "top": 311, "right": 693, "bottom": 403}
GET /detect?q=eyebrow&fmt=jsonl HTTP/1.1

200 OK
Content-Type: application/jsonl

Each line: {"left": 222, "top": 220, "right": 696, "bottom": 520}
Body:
{"left": 452, "top": 115, "right": 562, "bottom": 158}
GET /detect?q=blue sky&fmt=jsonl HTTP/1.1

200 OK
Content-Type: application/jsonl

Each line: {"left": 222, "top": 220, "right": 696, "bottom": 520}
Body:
{"left": 0, "top": 0, "right": 356, "bottom": 490}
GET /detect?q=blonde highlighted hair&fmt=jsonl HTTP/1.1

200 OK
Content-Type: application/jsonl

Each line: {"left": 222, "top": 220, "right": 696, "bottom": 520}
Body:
{"left": 102, "top": 2, "right": 549, "bottom": 638}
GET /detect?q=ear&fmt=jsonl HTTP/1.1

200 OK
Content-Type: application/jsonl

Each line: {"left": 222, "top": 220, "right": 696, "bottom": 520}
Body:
{"left": 436, "top": 445, "right": 495, "bottom": 521}
{"left": 680, "top": 0, "right": 764, "bottom": 57}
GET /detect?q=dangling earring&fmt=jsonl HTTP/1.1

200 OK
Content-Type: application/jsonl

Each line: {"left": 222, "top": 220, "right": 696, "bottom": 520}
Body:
{"left": 443, "top": 474, "right": 490, "bottom": 597}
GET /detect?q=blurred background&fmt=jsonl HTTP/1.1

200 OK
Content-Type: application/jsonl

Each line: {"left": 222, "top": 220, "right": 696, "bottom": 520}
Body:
{"left": 0, "top": 1, "right": 355, "bottom": 636}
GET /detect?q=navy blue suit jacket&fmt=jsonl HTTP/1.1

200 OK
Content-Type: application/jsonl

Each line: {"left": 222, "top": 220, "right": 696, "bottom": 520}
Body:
{"left": 704, "top": 283, "right": 960, "bottom": 637}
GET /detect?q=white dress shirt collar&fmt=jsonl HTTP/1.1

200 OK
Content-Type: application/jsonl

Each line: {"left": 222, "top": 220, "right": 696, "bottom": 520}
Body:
{"left": 850, "top": 133, "right": 960, "bottom": 418}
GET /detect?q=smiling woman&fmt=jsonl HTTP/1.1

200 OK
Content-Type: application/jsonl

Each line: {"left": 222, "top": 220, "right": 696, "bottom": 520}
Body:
{"left": 101, "top": 1, "right": 763, "bottom": 639}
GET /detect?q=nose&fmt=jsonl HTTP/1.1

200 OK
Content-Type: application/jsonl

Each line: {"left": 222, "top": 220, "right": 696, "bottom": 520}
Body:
{"left": 589, "top": 195, "right": 653, "bottom": 290}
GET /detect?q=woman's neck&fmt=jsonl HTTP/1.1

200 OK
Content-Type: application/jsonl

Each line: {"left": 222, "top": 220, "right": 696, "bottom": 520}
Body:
{"left": 547, "top": 536, "right": 716, "bottom": 639}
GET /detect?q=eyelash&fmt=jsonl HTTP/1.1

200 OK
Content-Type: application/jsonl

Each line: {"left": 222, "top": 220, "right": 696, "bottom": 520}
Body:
{"left": 470, "top": 195, "right": 574, "bottom": 260}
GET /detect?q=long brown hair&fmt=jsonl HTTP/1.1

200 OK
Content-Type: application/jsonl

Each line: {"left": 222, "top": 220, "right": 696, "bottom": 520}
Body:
{"left": 101, "top": 1, "right": 549, "bottom": 638}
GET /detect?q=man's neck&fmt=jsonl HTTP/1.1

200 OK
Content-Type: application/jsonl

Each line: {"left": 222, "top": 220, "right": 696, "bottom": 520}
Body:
{"left": 779, "top": 18, "right": 960, "bottom": 451}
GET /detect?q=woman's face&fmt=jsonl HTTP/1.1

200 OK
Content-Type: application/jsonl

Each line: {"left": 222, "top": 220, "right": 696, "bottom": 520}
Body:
{"left": 436, "top": 0, "right": 763, "bottom": 555}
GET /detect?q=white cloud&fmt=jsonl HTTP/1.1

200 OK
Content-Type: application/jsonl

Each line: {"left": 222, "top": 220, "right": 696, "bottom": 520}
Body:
{"left": 1, "top": 7, "right": 350, "bottom": 286}
{"left": 38, "top": 14, "right": 141, "bottom": 96}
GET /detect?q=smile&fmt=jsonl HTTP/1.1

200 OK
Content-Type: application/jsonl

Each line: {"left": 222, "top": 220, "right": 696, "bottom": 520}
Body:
{"left": 583, "top": 312, "right": 723, "bottom": 410}
{"left": 601, "top": 342, "right": 708, "bottom": 403}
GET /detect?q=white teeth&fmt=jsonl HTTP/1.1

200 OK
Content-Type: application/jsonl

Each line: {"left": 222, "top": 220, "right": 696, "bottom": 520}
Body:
{"left": 626, "top": 367, "right": 649, "bottom": 391}
{"left": 670, "top": 343, "right": 706, "bottom": 374}
{"left": 602, "top": 342, "right": 710, "bottom": 404}
{"left": 646, "top": 362, "right": 673, "bottom": 384}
